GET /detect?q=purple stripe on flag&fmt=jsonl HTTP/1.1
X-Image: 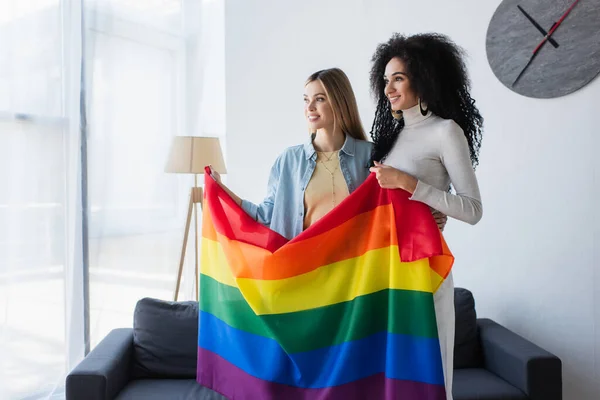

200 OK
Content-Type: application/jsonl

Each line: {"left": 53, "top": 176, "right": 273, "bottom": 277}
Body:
{"left": 197, "top": 347, "right": 446, "bottom": 400}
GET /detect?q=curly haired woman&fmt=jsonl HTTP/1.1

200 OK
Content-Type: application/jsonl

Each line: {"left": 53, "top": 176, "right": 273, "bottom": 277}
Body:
{"left": 368, "top": 33, "right": 484, "bottom": 399}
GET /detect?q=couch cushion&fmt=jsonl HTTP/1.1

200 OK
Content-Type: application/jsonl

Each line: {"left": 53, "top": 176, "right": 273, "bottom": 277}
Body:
{"left": 453, "top": 368, "right": 527, "bottom": 400}
{"left": 454, "top": 288, "right": 483, "bottom": 369}
{"left": 115, "top": 379, "right": 226, "bottom": 400}
{"left": 132, "top": 298, "right": 199, "bottom": 379}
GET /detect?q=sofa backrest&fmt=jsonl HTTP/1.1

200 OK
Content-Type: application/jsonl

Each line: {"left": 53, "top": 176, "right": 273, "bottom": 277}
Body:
{"left": 453, "top": 287, "right": 483, "bottom": 369}
{"left": 132, "top": 288, "right": 483, "bottom": 378}
{"left": 132, "top": 298, "right": 199, "bottom": 379}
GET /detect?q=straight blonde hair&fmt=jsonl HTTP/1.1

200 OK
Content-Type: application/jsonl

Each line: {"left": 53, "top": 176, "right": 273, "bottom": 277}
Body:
{"left": 305, "top": 68, "right": 367, "bottom": 141}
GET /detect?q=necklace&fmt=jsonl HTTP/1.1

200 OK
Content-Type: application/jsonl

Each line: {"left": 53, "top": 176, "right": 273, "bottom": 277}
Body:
{"left": 318, "top": 150, "right": 336, "bottom": 162}
{"left": 317, "top": 151, "right": 340, "bottom": 209}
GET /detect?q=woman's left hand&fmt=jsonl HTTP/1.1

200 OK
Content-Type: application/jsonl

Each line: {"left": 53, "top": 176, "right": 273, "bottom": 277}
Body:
{"left": 369, "top": 161, "right": 418, "bottom": 193}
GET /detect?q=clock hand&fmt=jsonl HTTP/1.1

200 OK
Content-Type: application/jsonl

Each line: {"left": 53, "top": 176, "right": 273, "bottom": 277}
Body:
{"left": 512, "top": 22, "right": 556, "bottom": 87}
{"left": 517, "top": 5, "right": 559, "bottom": 48}
{"left": 512, "top": 0, "right": 581, "bottom": 87}
{"left": 532, "top": 0, "right": 580, "bottom": 54}
{"left": 511, "top": 53, "right": 537, "bottom": 87}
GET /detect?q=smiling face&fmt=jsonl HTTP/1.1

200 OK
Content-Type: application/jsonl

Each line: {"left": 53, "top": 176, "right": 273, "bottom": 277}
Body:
{"left": 383, "top": 57, "right": 419, "bottom": 111}
{"left": 304, "top": 79, "right": 335, "bottom": 132}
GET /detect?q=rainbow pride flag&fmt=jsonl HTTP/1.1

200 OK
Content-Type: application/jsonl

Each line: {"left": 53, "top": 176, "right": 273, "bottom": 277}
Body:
{"left": 197, "top": 168, "right": 454, "bottom": 400}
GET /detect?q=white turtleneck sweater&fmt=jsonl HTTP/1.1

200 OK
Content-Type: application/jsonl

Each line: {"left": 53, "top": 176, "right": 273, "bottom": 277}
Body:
{"left": 384, "top": 104, "right": 481, "bottom": 400}
{"left": 384, "top": 104, "right": 483, "bottom": 225}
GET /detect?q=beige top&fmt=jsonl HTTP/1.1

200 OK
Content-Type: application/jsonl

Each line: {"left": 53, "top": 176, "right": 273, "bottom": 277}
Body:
{"left": 303, "top": 151, "right": 350, "bottom": 229}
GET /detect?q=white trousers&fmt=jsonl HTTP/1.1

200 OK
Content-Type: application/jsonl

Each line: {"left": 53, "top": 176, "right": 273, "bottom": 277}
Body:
{"left": 434, "top": 272, "right": 455, "bottom": 400}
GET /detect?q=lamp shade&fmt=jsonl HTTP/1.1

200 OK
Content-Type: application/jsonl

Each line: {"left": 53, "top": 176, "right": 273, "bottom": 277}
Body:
{"left": 165, "top": 136, "right": 227, "bottom": 174}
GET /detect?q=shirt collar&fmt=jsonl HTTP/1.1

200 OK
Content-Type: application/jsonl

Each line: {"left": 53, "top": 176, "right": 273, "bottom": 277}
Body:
{"left": 303, "top": 134, "right": 356, "bottom": 160}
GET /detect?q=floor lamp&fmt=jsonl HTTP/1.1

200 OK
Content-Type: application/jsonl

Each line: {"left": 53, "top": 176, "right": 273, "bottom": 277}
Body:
{"left": 165, "top": 136, "right": 226, "bottom": 301}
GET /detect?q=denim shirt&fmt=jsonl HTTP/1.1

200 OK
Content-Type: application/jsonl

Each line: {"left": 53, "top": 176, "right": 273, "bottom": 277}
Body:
{"left": 241, "top": 135, "right": 373, "bottom": 240}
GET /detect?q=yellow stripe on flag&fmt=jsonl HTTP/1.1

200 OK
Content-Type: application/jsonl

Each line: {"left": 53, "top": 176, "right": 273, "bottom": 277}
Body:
{"left": 201, "top": 238, "right": 444, "bottom": 315}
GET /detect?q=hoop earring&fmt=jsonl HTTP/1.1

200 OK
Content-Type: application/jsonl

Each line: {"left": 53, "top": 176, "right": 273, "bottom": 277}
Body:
{"left": 419, "top": 98, "right": 428, "bottom": 116}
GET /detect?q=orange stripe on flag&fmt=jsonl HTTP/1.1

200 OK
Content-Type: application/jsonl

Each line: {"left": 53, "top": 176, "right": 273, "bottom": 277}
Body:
{"left": 203, "top": 204, "right": 401, "bottom": 280}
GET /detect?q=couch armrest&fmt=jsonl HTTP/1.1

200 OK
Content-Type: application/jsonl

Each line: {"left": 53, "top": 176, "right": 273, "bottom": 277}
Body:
{"left": 66, "top": 328, "right": 134, "bottom": 400}
{"left": 478, "top": 318, "right": 562, "bottom": 400}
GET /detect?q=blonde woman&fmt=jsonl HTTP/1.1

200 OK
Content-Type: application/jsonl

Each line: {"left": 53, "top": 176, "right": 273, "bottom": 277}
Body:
{"left": 210, "top": 68, "right": 373, "bottom": 239}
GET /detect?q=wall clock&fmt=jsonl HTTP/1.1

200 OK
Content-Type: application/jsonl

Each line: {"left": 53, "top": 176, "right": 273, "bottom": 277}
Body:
{"left": 486, "top": 0, "right": 600, "bottom": 98}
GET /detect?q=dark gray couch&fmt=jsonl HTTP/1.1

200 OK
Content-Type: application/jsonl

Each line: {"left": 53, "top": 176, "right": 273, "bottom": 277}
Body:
{"left": 66, "top": 288, "right": 562, "bottom": 400}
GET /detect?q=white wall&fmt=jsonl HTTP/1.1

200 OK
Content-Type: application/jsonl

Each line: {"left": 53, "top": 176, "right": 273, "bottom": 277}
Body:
{"left": 224, "top": 1, "right": 600, "bottom": 399}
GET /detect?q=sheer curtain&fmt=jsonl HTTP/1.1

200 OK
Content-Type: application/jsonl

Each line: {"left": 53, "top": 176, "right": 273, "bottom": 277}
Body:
{"left": 0, "top": 1, "right": 72, "bottom": 399}
{"left": 0, "top": 0, "right": 225, "bottom": 398}
{"left": 84, "top": 0, "right": 225, "bottom": 349}
{"left": 84, "top": 0, "right": 186, "bottom": 348}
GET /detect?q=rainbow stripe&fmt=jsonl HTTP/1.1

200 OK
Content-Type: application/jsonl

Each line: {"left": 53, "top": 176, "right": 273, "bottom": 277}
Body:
{"left": 197, "top": 169, "right": 454, "bottom": 400}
